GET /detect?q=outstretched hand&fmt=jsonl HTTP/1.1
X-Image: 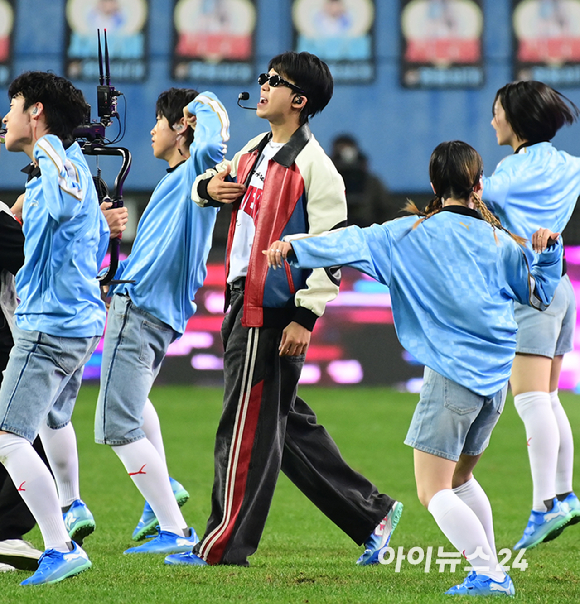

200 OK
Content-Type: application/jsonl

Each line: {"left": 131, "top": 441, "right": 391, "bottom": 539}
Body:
{"left": 532, "top": 228, "right": 560, "bottom": 253}
{"left": 207, "top": 164, "right": 246, "bottom": 203}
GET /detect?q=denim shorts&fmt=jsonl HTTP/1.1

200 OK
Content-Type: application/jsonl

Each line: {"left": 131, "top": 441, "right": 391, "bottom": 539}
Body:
{"left": 404, "top": 367, "right": 507, "bottom": 462}
{"left": 514, "top": 274, "right": 576, "bottom": 358}
{"left": 95, "top": 294, "right": 177, "bottom": 445}
{"left": 0, "top": 325, "right": 100, "bottom": 443}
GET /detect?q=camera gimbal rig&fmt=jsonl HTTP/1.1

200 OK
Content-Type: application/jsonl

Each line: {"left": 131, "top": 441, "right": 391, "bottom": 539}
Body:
{"left": 73, "top": 29, "right": 132, "bottom": 286}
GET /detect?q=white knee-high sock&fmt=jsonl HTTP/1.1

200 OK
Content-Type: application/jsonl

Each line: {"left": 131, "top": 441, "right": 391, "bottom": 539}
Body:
{"left": 514, "top": 392, "right": 559, "bottom": 511}
{"left": 141, "top": 398, "right": 167, "bottom": 471}
{"left": 453, "top": 477, "right": 497, "bottom": 558}
{"left": 0, "top": 433, "right": 70, "bottom": 551}
{"left": 111, "top": 439, "right": 186, "bottom": 536}
{"left": 428, "top": 489, "right": 504, "bottom": 582}
{"left": 39, "top": 421, "right": 80, "bottom": 508}
{"left": 550, "top": 390, "right": 575, "bottom": 496}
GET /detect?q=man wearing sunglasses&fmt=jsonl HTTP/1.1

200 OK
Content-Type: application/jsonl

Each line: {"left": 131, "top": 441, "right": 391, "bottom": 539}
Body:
{"left": 165, "top": 51, "right": 401, "bottom": 569}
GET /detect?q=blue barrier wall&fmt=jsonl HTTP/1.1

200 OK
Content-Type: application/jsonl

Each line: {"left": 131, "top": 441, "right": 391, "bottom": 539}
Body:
{"left": 1, "top": 0, "right": 580, "bottom": 193}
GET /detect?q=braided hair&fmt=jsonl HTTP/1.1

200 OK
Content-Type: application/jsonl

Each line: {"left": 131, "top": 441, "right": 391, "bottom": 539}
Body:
{"left": 405, "top": 141, "right": 526, "bottom": 247}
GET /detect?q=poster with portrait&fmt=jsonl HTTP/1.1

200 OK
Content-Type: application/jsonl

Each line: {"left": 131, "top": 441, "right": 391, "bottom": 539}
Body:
{"left": 65, "top": 0, "right": 149, "bottom": 82}
{"left": 401, "top": 0, "right": 484, "bottom": 89}
{"left": 0, "top": 0, "right": 15, "bottom": 87}
{"left": 292, "top": 0, "right": 375, "bottom": 83}
{"left": 513, "top": 0, "right": 580, "bottom": 87}
{"left": 172, "top": 0, "right": 256, "bottom": 83}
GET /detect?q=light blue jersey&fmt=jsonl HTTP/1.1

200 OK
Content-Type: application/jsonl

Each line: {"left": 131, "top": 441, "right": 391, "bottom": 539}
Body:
{"left": 15, "top": 135, "right": 109, "bottom": 338}
{"left": 111, "top": 92, "right": 229, "bottom": 335}
{"left": 287, "top": 207, "right": 562, "bottom": 396}
{"left": 482, "top": 142, "right": 580, "bottom": 263}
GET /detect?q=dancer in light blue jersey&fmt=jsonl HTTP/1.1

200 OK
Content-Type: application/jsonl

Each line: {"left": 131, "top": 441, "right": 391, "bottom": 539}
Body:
{"left": 0, "top": 71, "right": 109, "bottom": 585}
{"left": 483, "top": 81, "right": 580, "bottom": 550}
{"left": 265, "top": 141, "right": 562, "bottom": 596}
{"left": 96, "top": 87, "right": 229, "bottom": 558}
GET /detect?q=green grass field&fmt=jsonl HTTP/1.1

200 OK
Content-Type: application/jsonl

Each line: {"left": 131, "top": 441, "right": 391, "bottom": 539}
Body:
{"left": 1, "top": 385, "right": 579, "bottom": 603}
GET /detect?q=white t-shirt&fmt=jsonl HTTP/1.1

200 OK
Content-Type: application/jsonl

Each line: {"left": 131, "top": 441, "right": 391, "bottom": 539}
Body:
{"left": 228, "top": 141, "right": 284, "bottom": 284}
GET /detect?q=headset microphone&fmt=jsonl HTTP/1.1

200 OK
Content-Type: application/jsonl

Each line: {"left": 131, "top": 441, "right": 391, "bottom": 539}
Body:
{"left": 237, "top": 92, "right": 256, "bottom": 110}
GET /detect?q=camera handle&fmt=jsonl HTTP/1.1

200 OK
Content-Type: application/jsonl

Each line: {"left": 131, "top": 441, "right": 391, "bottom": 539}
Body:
{"left": 81, "top": 142, "right": 132, "bottom": 286}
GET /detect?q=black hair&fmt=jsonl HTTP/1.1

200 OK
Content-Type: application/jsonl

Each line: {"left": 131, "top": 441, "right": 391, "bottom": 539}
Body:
{"left": 494, "top": 81, "right": 579, "bottom": 143}
{"left": 406, "top": 140, "right": 526, "bottom": 246}
{"left": 429, "top": 140, "right": 482, "bottom": 202}
{"left": 156, "top": 87, "right": 199, "bottom": 147}
{"left": 8, "top": 71, "right": 89, "bottom": 140}
{"left": 268, "top": 51, "right": 333, "bottom": 125}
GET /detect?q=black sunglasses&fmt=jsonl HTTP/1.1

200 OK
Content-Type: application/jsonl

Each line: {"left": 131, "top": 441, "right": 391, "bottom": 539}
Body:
{"left": 258, "top": 73, "right": 305, "bottom": 95}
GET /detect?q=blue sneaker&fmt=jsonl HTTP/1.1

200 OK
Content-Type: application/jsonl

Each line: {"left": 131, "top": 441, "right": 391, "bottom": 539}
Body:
{"left": 132, "top": 477, "right": 190, "bottom": 541}
{"left": 124, "top": 528, "right": 198, "bottom": 554}
{"left": 514, "top": 499, "right": 572, "bottom": 550}
{"left": 63, "top": 500, "right": 96, "bottom": 546}
{"left": 445, "top": 571, "right": 515, "bottom": 596}
{"left": 165, "top": 552, "right": 208, "bottom": 566}
{"left": 543, "top": 492, "right": 580, "bottom": 543}
{"left": 560, "top": 492, "right": 580, "bottom": 526}
{"left": 20, "top": 542, "right": 91, "bottom": 586}
{"left": 356, "top": 501, "right": 403, "bottom": 566}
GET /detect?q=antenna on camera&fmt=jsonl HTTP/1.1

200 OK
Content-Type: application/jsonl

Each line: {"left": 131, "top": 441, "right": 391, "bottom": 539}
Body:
{"left": 104, "top": 29, "right": 111, "bottom": 86}
{"left": 73, "top": 29, "right": 133, "bottom": 286}
{"left": 98, "top": 28, "right": 104, "bottom": 86}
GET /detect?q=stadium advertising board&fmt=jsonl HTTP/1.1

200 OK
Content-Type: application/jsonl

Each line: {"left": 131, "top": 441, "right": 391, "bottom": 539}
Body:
{"left": 172, "top": 0, "right": 256, "bottom": 83}
{"left": 400, "top": 0, "right": 484, "bottom": 89}
{"left": 513, "top": 0, "right": 580, "bottom": 87}
{"left": 65, "top": 0, "right": 149, "bottom": 82}
{"left": 292, "top": 0, "right": 376, "bottom": 83}
{"left": 0, "top": 0, "right": 14, "bottom": 87}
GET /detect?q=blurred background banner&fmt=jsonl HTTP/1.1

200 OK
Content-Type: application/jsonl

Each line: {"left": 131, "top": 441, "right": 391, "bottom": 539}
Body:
{"left": 0, "top": 0, "right": 14, "bottom": 87}
{"left": 292, "top": 0, "right": 375, "bottom": 83}
{"left": 172, "top": 0, "right": 256, "bottom": 83}
{"left": 401, "top": 0, "right": 484, "bottom": 89}
{"left": 65, "top": 0, "right": 149, "bottom": 81}
{"left": 513, "top": 0, "right": 580, "bottom": 87}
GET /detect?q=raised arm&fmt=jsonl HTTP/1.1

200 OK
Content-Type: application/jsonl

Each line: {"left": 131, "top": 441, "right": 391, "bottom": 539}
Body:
{"left": 184, "top": 91, "right": 230, "bottom": 179}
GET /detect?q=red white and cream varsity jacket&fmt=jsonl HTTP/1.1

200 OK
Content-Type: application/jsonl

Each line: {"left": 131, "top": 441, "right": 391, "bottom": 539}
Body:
{"left": 192, "top": 123, "right": 348, "bottom": 330}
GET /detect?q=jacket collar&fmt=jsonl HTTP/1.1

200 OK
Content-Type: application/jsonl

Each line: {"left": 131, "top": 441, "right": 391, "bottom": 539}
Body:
{"left": 167, "top": 159, "right": 186, "bottom": 173}
{"left": 440, "top": 205, "right": 482, "bottom": 220}
{"left": 21, "top": 162, "right": 41, "bottom": 182}
{"left": 248, "top": 123, "right": 312, "bottom": 168}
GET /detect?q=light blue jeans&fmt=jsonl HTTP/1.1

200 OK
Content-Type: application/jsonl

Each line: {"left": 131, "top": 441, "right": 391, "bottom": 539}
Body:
{"left": 404, "top": 367, "right": 507, "bottom": 462}
{"left": 0, "top": 325, "right": 100, "bottom": 443}
{"left": 95, "top": 294, "right": 177, "bottom": 445}
{"left": 515, "top": 274, "right": 576, "bottom": 358}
